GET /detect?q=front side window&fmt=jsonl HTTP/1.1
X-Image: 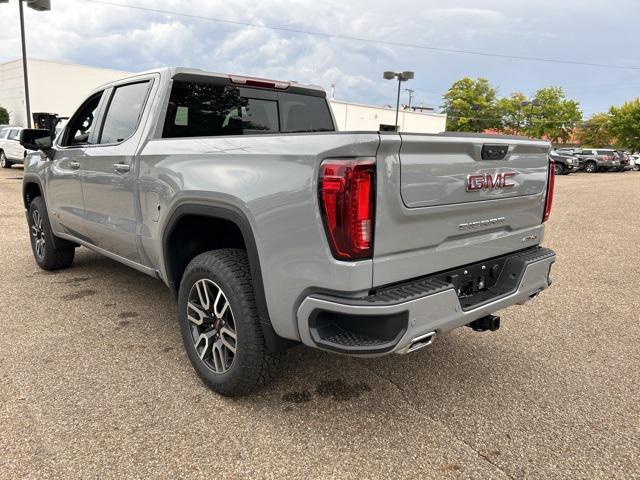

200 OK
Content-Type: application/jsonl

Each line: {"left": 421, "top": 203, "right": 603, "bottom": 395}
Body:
{"left": 99, "top": 81, "right": 150, "bottom": 144}
{"left": 162, "top": 80, "right": 334, "bottom": 138}
{"left": 62, "top": 92, "right": 103, "bottom": 146}
{"left": 9, "top": 129, "right": 21, "bottom": 140}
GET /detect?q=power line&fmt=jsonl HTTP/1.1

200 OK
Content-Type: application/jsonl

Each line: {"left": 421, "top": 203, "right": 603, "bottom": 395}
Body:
{"left": 84, "top": 0, "right": 640, "bottom": 71}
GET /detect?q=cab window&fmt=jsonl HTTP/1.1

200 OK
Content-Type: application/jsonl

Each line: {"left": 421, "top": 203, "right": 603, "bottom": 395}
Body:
{"left": 99, "top": 81, "right": 151, "bottom": 144}
{"left": 61, "top": 92, "right": 103, "bottom": 147}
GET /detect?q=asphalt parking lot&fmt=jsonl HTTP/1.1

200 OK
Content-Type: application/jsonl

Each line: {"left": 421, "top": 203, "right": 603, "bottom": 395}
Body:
{"left": 0, "top": 167, "right": 638, "bottom": 479}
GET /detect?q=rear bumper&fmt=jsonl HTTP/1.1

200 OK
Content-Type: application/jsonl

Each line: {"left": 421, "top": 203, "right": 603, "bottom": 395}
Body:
{"left": 297, "top": 247, "right": 556, "bottom": 356}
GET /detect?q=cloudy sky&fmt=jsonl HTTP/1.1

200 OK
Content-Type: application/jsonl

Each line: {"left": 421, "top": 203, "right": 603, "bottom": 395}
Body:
{"left": 1, "top": 0, "right": 639, "bottom": 117}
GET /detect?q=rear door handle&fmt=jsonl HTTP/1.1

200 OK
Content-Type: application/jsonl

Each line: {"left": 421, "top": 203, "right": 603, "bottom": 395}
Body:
{"left": 113, "top": 163, "right": 131, "bottom": 173}
{"left": 69, "top": 161, "right": 80, "bottom": 170}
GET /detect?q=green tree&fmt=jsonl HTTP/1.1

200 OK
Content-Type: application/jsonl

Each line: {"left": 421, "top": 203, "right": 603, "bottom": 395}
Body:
{"left": 496, "top": 92, "right": 527, "bottom": 135}
{"left": 0, "top": 106, "right": 9, "bottom": 125}
{"left": 575, "top": 113, "right": 614, "bottom": 147}
{"left": 442, "top": 77, "right": 499, "bottom": 132}
{"left": 526, "top": 87, "right": 582, "bottom": 143}
{"left": 608, "top": 98, "right": 640, "bottom": 152}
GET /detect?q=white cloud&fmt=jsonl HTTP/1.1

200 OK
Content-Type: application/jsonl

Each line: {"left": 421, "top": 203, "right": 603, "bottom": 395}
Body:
{"left": 0, "top": 0, "right": 639, "bottom": 113}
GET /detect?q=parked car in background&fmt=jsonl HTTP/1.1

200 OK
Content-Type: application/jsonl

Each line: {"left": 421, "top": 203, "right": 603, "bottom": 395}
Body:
{"left": 555, "top": 147, "right": 579, "bottom": 156}
{"left": 631, "top": 153, "right": 640, "bottom": 171}
{"left": 0, "top": 126, "right": 34, "bottom": 168}
{"left": 613, "top": 151, "right": 630, "bottom": 171}
{"left": 576, "top": 148, "right": 620, "bottom": 173}
{"left": 550, "top": 149, "right": 581, "bottom": 174}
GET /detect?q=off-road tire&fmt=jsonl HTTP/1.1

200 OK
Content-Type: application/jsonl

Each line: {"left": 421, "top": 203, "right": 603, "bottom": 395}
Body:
{"left": 178, "top": 249, "right": 283, "bottom": 396}
{"left": 27, "top": 197, "right": 75, "bottom": 270}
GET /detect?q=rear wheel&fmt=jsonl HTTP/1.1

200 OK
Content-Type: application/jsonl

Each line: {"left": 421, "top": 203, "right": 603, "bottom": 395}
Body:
{"left": 0, "top": 151, "right": 12, "bottom": 169}
{"left": 178, "top": 249, "right": 283, "bottom": 396}
{"left": 27, "top": 197, "right": 75, "bottom": 270}
{"left": 584, "top": 161, "right": 597, "bottom": 173}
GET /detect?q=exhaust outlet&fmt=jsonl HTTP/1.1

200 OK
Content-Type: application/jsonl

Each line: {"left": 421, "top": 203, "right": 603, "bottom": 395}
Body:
{"left": 406, "top": 331, "right": 436, "bottom": 353}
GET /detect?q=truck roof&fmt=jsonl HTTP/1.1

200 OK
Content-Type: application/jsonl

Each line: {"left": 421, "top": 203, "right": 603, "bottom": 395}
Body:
{"left": 92, "top": 66, "right": 327, "bottom": 97}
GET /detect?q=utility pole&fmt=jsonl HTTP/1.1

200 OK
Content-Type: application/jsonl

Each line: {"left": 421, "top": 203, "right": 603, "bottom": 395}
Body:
{"left": 405, "top": 88, "right": 415, "bottom": 109}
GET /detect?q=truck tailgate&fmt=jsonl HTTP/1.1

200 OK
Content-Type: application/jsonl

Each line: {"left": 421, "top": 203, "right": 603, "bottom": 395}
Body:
{"left": 373, "top": 133, "right": 551, "bottom": 287}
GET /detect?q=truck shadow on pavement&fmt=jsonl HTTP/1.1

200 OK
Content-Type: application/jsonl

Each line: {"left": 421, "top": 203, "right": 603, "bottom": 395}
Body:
{"left": 52, "top": 248, "right": 523, "bottom": 413}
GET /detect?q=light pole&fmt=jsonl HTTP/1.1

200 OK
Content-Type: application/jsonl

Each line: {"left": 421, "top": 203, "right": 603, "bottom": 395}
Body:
{"left": 520, "top": 99, "right": 543, "bottom": 129}
{"left": 383, "top": 71, "right": 414, "bottom": 131}
{"left": 0, "top": 0, "right": 51, "bottom": 127}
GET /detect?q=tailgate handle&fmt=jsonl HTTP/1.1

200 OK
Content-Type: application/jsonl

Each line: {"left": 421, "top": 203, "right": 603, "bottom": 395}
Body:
{"left": 481, "top": 144, "right": 509, "bottom": 160}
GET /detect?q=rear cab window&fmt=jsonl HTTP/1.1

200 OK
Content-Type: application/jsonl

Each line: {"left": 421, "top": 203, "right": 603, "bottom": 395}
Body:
{"left": 162, "top": 79, "right": 334, "bottom": 138}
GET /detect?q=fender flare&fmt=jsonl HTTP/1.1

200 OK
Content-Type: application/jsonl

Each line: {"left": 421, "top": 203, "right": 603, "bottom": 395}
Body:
{"left": 162, "top": 202, "right": 266, "bottom": 315}
{"left": 22, "top": 173, "right": 44, "bottom": 209}
{"left": 161, "top": 201, "right": 294, "bottom": 351}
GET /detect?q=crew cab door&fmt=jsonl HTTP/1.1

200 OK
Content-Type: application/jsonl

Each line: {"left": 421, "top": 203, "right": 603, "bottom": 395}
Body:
{"left": 47, "top": 91, "right": 106, "bottom": 240}
{"left": 79, "top": 76, "right": 155, "bottom": 263}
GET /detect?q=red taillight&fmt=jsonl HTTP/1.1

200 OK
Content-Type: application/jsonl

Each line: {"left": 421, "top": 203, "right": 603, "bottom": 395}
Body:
{"left": 319, "top": 158, "right": 375, "bottom": 260}
{"left": 543, "top": 158, "right": 555, "bottom": 222}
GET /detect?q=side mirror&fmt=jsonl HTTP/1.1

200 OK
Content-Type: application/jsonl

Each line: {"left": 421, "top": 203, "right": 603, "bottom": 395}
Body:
{"left": 20, "top": 129, "right": 53, "bottom": 151}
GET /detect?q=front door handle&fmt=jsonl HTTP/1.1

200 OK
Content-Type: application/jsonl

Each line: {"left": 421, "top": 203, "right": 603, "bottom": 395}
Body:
{"left": 113, "top": 163, "right": 131, "bottom": 173}
{"left": 69, "top": 161, "right": 80, "bottom": 170}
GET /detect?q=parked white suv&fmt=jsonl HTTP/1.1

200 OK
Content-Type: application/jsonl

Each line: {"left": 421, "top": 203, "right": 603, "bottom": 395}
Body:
{"left": 0, "top": 126, "right": 33, "bottom": 168}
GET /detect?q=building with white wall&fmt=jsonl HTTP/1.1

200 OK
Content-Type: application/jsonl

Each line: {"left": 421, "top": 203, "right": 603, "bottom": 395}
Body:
{"left": 0, "top": 58, "right": 129, "bottom": 126}
{"left": 0, "top": 59, "right": 446, "bottom": 134}
{"left": 329, "top": 99, "right": 446, "bottom": 133}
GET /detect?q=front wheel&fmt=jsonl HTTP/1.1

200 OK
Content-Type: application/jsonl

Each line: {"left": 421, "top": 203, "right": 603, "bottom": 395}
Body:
{"left": 0, "top": 151, "right": 12, "bottom": 169}
{"left": 27, "top": 197, "right": 75, "bottom": 270}
{"left": 178, "top": 249, "right": 283, "bottom": 396}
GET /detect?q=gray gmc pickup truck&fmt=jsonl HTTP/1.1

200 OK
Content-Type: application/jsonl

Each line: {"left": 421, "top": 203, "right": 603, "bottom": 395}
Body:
{"left": 20, "top": 67, "right": 556, "bottom": 396}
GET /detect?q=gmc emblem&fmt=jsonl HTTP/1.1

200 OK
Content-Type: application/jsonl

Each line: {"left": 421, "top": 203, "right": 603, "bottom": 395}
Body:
{"left": 466, "top": 172, "right": 516, "bottom": 192}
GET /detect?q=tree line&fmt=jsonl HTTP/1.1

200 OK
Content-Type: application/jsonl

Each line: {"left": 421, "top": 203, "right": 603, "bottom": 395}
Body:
{"left": 440, "top": 77, "right": 640, "bottom": 151}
